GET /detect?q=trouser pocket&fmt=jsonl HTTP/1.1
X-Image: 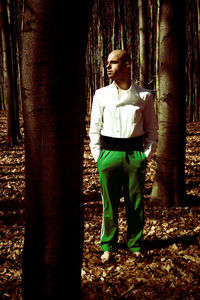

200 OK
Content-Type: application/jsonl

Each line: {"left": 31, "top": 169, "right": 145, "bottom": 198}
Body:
{"left": 97, "top": 149, "right": 111, "bottom": 163}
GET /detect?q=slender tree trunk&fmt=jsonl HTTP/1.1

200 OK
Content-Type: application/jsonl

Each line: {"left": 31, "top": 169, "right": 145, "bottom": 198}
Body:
{"left": 151, "top": 0, "right": 186, "bottom": 206}
{"left": 0, "top": 35, "right": 5, "bottom": 110}
{"left": 195, "top": 0, "right": 200, "bottom": 120}
{"left": 0, "top": 0, "right": 18, "bottom": 145}
{"left": 138, "top": 0, "right": 148, "bottom": 87}
{"left": 155, "top": 0, "right": 160, "bottom": 103}
{"left": 21, "top": 1, "right": 92, "bottom": 299}
{"left": 9, "top": 0, "right": 22, "bottom": 140}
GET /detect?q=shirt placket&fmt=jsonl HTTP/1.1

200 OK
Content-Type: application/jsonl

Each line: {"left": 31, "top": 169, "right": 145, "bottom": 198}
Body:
{"left": 113, "top": 86, "right": 121, "bottom": 137}
{"left": 115, "top": 107, "right": 121, "bottom": 136}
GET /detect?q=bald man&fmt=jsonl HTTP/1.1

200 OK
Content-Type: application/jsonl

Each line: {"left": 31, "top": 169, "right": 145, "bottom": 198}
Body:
{"left": 89, "top": 50, "right": 157, "bottom": 262}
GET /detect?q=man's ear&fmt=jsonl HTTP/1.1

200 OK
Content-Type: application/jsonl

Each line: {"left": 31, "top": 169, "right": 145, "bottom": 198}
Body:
{"left": 125, "top": 61, "right": 131, "bottom": 69}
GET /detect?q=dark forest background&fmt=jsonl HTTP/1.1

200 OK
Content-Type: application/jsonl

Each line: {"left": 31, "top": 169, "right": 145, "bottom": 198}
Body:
{"left": 0, "top": 0, "right": 200, "bottom": 125}
{"left": 85, "top": 0, "right": 200, "bottom": 122}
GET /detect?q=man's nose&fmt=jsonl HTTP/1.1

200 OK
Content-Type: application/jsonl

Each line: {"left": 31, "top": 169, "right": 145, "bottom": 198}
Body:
{"left": 106, "top": 62, "right": 111, "bottom": 69}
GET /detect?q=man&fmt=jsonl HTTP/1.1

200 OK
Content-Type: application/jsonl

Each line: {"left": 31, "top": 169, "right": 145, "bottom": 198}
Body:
{"left": 89, "top": 49, "right": 157, "bottom": 262}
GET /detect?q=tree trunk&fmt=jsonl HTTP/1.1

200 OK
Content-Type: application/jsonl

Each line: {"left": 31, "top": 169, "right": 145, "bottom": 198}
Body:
{"left": 0, "top": 0, "right": 18, "bottom": 146}
{"left": 151, "top": 0, "right": 186, "bottom": 206}
{"left": 138, "top": 0, "right": 148, "bottom": 87}
{"left": 196, "top": 0, "right": 200, "bottom": 120}
{"left": 155, "top": 0, "right": 160, "bottom": 103}
{"left": 21, "top": 1, "right": 92, "bottom": 299}
{"left": 9, "top": 0, "right": 22, "bottom": 140}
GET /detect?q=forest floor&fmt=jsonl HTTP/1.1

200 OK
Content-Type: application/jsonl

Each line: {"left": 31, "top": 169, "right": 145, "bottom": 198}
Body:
{"left": 0, "top": 111, "right": 200, "bottom": 299}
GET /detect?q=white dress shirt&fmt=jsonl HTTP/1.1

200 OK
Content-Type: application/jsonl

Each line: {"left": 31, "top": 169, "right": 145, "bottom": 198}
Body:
{"left": 89, "top": 81, "right": 158, "bottom": 162}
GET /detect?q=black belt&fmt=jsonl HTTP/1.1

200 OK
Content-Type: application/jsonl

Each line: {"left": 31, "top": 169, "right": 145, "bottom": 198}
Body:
{"left": 100, "top": 135, "right": 144, "bottom": 152}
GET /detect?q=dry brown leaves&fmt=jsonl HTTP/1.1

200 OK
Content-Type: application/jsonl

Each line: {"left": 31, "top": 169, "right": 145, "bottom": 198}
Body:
{"left": 0, "top": 112, "right": 25, "bottom": 300}
{"left": 0, "top": 112, "right": 200, "bottom": 299}
{"left": 82, "top": 119, "right": 200, "bottom": 299}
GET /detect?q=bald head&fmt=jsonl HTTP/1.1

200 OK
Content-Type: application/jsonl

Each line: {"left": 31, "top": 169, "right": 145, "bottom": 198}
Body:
{"left": 109, "top": 49, "right": 131, "bottom": 64}
{"left": 106, "top": 49, "right": 131, "bottom": 85}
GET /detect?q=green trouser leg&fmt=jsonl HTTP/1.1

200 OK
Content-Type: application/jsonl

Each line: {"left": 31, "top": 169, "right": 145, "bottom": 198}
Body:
{"left": 123, "top": 151, "right": 147, "bottom": 252}
{"left": 97, "top": 149, "right": 147, "bottom": 253}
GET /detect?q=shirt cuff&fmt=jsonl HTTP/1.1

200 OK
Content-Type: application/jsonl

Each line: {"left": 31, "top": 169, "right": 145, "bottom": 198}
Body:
{"left": 92, "top": 149, "right": 100, "bottom": 162}
{"left": 144, "top": 148, "right": 152, "bottom": 161}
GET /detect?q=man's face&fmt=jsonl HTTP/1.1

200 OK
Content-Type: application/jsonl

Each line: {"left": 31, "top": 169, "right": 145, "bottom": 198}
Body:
{"left": 106, "top": 51, "right": 126, "bottom": 80}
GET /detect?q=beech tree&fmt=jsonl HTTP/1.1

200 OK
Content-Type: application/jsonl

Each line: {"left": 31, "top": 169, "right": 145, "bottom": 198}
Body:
{"left": 186, "top": 0, "right": 200, "bottom": 121}
{"left": 138, "top": 0, "right": 148, "bottom": 87}
{"left": 0, "top": 0, "right": 21, "bottom": 145}
{"left": 151, "top": 0, "right": 186, "bottom": 206}
{"left": 21, "top": 1, "right": 92, "bottom": 298}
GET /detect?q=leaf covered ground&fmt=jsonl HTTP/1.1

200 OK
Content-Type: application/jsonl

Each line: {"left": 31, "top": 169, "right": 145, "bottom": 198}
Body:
{"left": 82, "top": 118, "right": 200, "bottom": 299}
{"left": 0, "top": 111, "right": 200, "bottom": 299}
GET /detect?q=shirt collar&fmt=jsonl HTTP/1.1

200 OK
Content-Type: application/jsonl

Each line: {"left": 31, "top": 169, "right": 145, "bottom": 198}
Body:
{"left": 112, "top": 81, "right": 132, "bottom": 91}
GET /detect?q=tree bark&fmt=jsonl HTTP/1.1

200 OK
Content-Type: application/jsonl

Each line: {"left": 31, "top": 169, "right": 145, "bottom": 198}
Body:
{"left": 138, "top": 0, "right": 148, "bottom": 87}
{"left": 151, "top": 0, "right": 186, "bottom": 206}
{"left": 9, "top": 0, "right": 22, "bottom": 140}
{"left": 0, "top": 0, "right": 18, "bottom": 145}
{"left": 21, "top": 1, "right": 92, "bottom": 299}
{"left": 196, "top": 0, "right": 200, "bottom": 120}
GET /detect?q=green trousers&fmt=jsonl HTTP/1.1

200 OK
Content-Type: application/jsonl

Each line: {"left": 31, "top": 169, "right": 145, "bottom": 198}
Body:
{"left": 97, "top": 149, "right": 147, "bottom": 253}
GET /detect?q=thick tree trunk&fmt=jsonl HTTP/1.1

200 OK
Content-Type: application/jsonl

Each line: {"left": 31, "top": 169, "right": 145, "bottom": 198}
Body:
{"left": 151, "top": 0, "right": 186, "bottom": 206}
{"left": 21, "top": 1, "right": 92, "bottom": 299}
